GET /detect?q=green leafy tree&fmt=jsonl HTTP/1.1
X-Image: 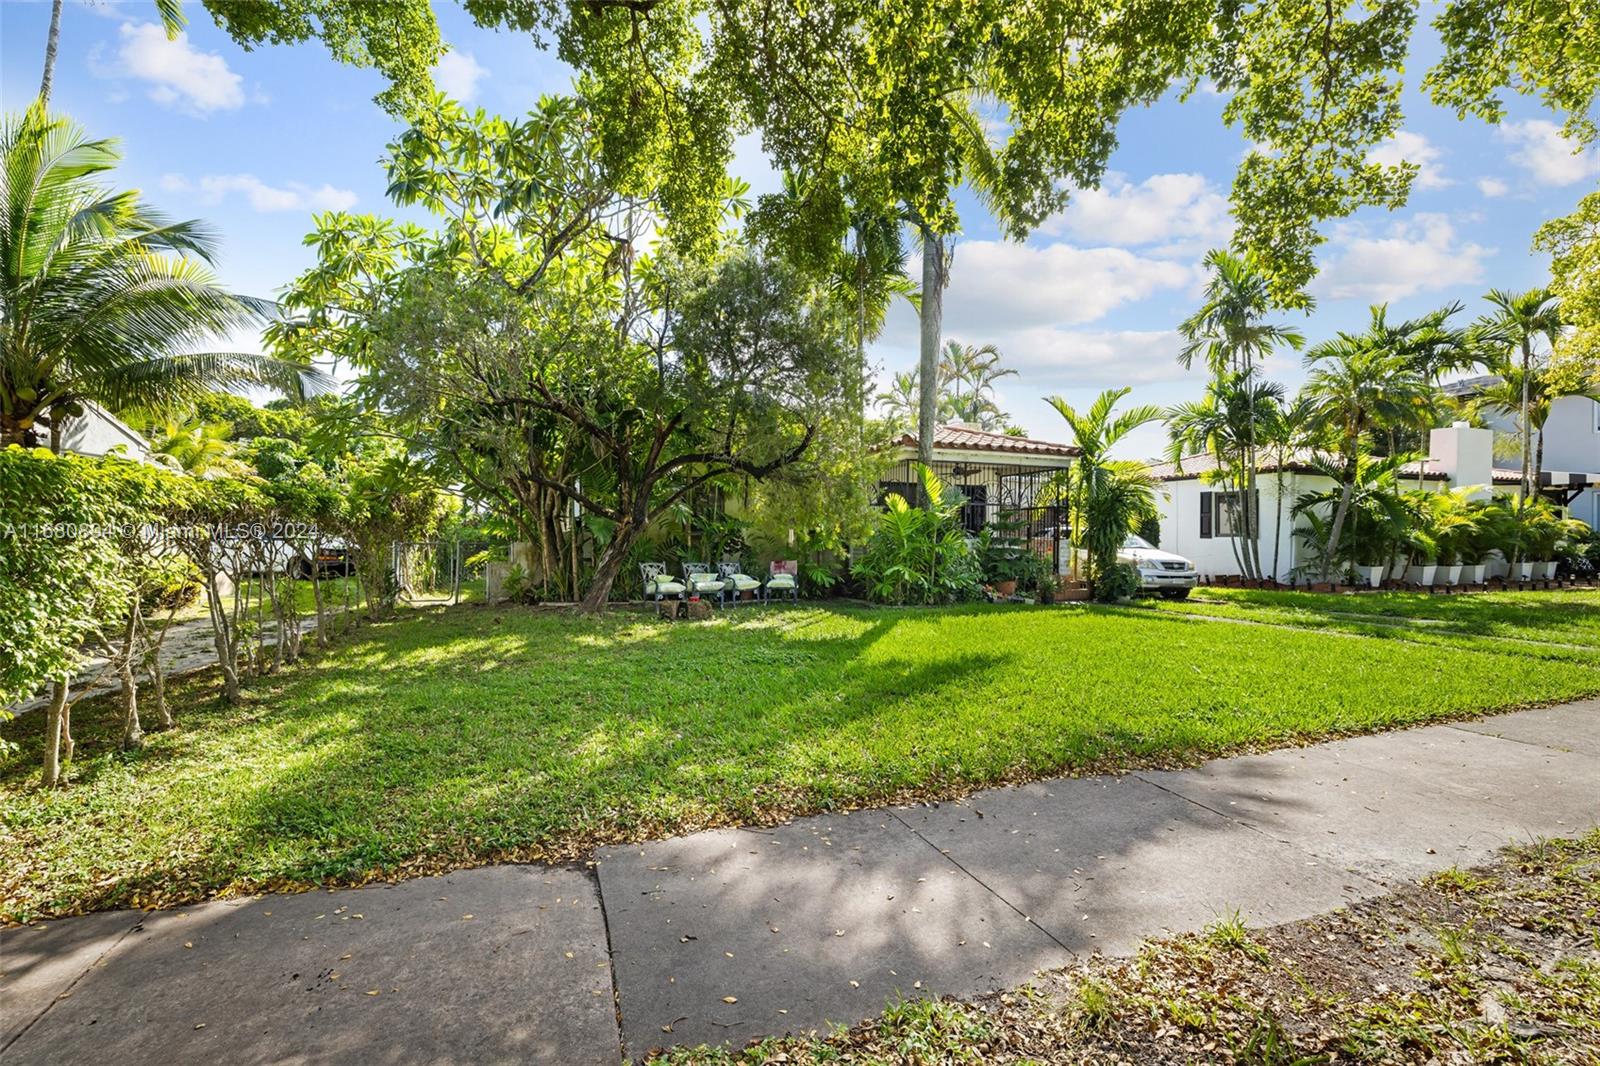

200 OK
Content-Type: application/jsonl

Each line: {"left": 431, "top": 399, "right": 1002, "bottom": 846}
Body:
{"left": 0, "top": 107, "right": 329, "bottom": 450}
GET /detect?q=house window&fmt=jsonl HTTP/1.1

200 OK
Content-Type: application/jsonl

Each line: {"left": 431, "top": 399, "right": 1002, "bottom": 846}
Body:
{"left": 1199, "top": 489, "right": 1260, "bottom": 539}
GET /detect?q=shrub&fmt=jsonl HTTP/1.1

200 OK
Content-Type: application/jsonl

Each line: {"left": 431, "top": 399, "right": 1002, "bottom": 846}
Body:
{"left": 1093, "top": 560, "right": 1141, "bottom": 603}
{"left": 852, "top": 464, "right": 982, "bottom": 605}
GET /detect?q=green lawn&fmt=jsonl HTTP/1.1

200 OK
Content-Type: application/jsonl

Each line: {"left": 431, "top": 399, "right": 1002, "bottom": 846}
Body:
{"left": 4, "top": 599, "right": 1599, "bottom": 921}
{"left": 1140, "top": 587, "right": 1600, "bottom": 661}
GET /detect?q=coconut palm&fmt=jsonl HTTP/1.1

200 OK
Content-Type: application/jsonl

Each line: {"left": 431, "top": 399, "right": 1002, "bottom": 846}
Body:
{"left": 1473, "top": 288, "right": 1565, "bottom": 499}
{"left": 38, "top": 1, "right": 184, "bottom": 106}
{"left": 0, "top": 107, "right": 330, "bottom": 449}
{"left": 830, "top": 198, "right": 914, "bottom": 434}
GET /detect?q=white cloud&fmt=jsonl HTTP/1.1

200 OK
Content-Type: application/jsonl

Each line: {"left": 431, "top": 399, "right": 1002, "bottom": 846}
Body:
{"left": 1476, "top": 177, "right": 1510, "bottom": 198}
{"left": 161, "top": 173, "right": 357, "bottom": 213}
{"left": 1043, "top": 172, "right": 1233, "bottom": 255}
{"left": 1313, "top": 214, "right": 1492, "bottom": 303}
{"left": 1369, "top": 130, "right": 1451, "bottom": 190}
{"left": 928, "top": 240, "right": 1194, "bottom": 335}
{"left": 1497, "top": 120, "right": 1600, "bottom": 186}
{"left": 983, "top": 327, "right": 1188, "bottom": 388}
{"left": 117, "top": 22, "right": 243, "bottom": 114}
{"left": 433, "top": 49, "right": 488, "bottom": 102}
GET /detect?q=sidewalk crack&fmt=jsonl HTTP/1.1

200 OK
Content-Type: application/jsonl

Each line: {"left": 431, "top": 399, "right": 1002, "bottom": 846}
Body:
{"left": 888, "top": 808, "right": 1077, "bottom": 957}
{"left": 1, "top": 914, "right": 144, "bottom": 1056}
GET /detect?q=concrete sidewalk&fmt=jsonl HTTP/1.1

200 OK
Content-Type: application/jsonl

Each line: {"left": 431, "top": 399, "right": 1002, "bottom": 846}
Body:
{"left": 4, "top": 701, "right": 1598, "bottom": 1064}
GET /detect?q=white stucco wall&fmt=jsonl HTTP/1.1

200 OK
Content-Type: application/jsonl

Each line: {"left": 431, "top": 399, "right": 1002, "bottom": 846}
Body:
{"left": 59, "top": 404, "right": 151, "bottom": 460}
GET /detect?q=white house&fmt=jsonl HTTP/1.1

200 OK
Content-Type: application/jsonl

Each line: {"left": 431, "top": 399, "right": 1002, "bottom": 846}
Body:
{"left": 1442, "top": 375, "right": 1600, "bottom": 529}
{"left": 1150, "top": 421, "right": 1590, "bottom": 583}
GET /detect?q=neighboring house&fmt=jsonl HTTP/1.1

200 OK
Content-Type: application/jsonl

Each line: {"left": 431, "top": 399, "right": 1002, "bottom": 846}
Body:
{"left": 1443, "top": 375, "right": 1600, "bottom": 529}
{"left": 878, "top": 422, "right": 1079, "bottom": 571}
{"left": 1151, "top": 422, "right": 1595, "bottom": 583}
{"left": 58, "top": 402, "right": 153, "bottom": 461}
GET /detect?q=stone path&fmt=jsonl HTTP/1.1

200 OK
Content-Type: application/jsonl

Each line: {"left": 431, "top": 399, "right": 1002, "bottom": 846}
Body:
{"left": 4, "top": 700, "right": 1597, "bottom": 1064}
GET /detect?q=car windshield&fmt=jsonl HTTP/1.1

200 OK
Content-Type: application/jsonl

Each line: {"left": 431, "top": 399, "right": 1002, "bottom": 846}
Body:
{"left": 1123, "top": 534, "right": 1156, "bottom": 550}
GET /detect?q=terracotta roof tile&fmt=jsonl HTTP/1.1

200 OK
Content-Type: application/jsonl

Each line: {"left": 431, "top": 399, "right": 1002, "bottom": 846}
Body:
{"left": 890, "top": 423, "right": 1080, "bottom": 458}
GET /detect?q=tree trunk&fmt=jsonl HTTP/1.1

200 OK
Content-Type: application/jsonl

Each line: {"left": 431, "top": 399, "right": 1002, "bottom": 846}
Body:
{"left": 917, "top": 228, "right": 944, "bottom": 467}
{"left": 41, "top": 677, "right": 68, "bottom": 788}
{"left": 38, "top": 0, "right": 62, "bottom": 105}
{"left": 204, "top": 570, "right": 242, "bottom": 704}
{"left": 138, "top": 602, "right": 175, "bottom": 730}
{"left": 1322, "top": 480, "right": 1355, "bottom": 581}
{"left": 1271, "top": 470, "right": 1286, "bottom": 582}
{"left": 1520, "top": 338, "right": 1532, "bottom": 501}
{"left": 118, "top": 600, "right": 142, "bottom": 751}
{"left": 578, "top": 521, "right": 641, "bottom": 613}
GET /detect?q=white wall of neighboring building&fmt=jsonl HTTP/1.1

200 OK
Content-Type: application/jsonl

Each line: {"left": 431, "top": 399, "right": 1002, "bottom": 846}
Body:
{"left": 1158, "top": 475, "right": 1304, "bottom": 583}
{"left": 59, "top": 404, "right": 151, "bottom": 460}
{"left": 1534, "top": 395, "right": 1600, "bottom": 474}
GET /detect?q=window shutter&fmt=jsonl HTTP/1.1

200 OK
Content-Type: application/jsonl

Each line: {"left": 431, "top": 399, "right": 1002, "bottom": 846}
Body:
{"left": 1199, "top": 491, "right": 1213, "bottom": 539}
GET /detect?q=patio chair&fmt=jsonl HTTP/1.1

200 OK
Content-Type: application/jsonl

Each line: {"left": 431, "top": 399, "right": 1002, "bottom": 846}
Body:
{"left": 639, "top": 562, "right": 685, "bottom": 603}
{"left": 682, "top": 562, "right": 728, "bottom": 606}
{"left": 718, "top": 562, "right": 762, "bottom": 605}
{"left": 764, "top": 560, "right": 799, "bottom": 605}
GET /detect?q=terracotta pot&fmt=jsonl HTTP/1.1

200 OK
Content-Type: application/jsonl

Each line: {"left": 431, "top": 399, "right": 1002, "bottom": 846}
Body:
{"left": 1309, "top": 581, "right": 1335, "bottom": 593}
{"left": 994, "top": 580, "right": 1018, "bottom": 597}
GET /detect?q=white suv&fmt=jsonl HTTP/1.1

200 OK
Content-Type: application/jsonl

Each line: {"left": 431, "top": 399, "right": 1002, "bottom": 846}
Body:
{"left": 1118, "top": 534, "right": 1197, "bottom": 599}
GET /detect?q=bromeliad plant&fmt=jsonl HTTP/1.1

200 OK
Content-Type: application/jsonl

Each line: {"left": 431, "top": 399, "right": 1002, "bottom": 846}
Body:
{"left": 852, "top": 464, "right": 981, "bottom": 605}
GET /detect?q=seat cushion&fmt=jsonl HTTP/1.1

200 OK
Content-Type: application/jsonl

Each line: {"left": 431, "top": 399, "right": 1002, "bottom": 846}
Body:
{"left": 688, "top": 575, "right": 726, "bottom": 592}
{"left": 647, "top": 579, "right": 685, "bottom": 596}
{"left": 728, "top": 575, "right": 761, "bottom": 591}
{"left": 766, "top": 574, "right": 796, "bottom": 589}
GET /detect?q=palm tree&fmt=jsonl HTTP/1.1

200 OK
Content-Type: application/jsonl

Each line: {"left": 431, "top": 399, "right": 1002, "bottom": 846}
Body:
{"left": 0, "top": 106, "right": 330, "bottom": 449}
{"left": 1258, "top": 394, "right": 1321, "bottom": 580}
{"left": 875, "top": 370, "right": 921, "bottom": 436}
{"left": 1473, "top": 288, "right": 1564, "bottom": 499}
{"left": 913, "top": 98, "right": 1021, "bottom": 463}
{"left": 1164, "top": 372, "right": 1285, "bottom": 580}
{"left": 1292, "top": 449, "right": 1416, "bottom": 581}
{"left": 1177, "top": 250, "right": 1307, "bottom": 576}
{"left": 1466, "top": 358, "right": 1600, "bottom": 489}
{"left": 1047, "top": 387, "right": 1164, "bottom": 582}
{"left": 145, "top": 417, "right": 247, "bottom": 475}
{"left": 37, "top": 1, "right": 184, "bottom": 106}
{"left": 1301, "top": 315, "right": 1432, "bottom": 578}
{"left": 830, "top": 199, "right": 913, "bottom": 436}
{"left": 939, "top": 340, "right": 1014, "bottom": 428}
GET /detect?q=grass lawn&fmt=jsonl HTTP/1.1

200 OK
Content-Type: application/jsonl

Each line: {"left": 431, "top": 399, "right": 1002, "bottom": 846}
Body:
{"left": 1138, "top": 587, "right": 1600, "bottom": 663}
{"left": 5, "top": 599, "right": 1600, "bottom": 921}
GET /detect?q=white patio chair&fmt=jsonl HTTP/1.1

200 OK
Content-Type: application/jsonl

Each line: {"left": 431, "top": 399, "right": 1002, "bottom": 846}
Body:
{"left": 682, "top": 562, "right": 727, "bottom": 606}
{"left": 764, "top": 560, "right": 799, "bottom": 604}
{"left": 640, "top": 562, "right": 685, "bottom": 603}
{"left": 718, "top": 562, "right": 762, "bottom": 606}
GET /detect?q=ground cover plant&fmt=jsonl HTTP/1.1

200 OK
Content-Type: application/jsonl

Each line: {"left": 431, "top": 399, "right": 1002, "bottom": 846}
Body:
{"left": 5, "top": 599, "right": 1600, "bottom": 922}
{"left": 650, "top": 831, "right": 1600, "bottom": 1064}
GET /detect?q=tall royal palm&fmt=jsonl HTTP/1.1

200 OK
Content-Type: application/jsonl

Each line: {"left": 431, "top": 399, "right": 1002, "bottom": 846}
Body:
{"left": 1177, "top": 250, "right": 1306, "bottom": 576}
{"left": 0, "top": 107, "right": 328, "bottom": 449}
{"left": 1474, "top": 288, "right": 1564, "bottom": 499}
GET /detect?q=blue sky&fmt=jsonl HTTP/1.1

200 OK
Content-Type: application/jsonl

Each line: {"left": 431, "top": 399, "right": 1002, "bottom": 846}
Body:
{"left": 4, "top": 1, "right": 1598, "bottom": 459}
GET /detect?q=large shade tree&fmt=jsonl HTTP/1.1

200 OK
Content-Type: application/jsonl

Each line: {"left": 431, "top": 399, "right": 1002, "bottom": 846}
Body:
{"left": 275, "top": 97, "right": 853, "bottom": 611}
{"left": 0, "top": 107, "right": 330, "bottom": 449}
